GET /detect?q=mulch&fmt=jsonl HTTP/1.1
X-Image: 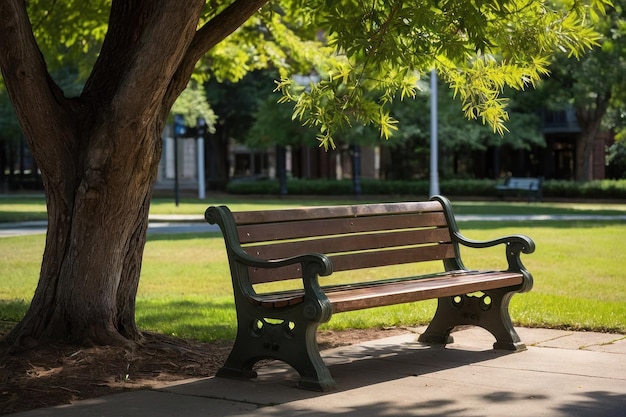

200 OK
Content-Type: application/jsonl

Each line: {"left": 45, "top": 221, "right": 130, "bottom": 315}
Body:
{"left": 0, "top": 322, "right": 407, "bottom": 415}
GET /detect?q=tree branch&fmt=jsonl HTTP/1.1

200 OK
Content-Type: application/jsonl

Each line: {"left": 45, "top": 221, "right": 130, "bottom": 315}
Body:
{"left": 196, "top": 0, "right": 270, "bottom": 54}
{"left": 84, "top": 0, "right": 205, "bottom": 129}
{"left": 161, "top": 0, "right": 270, "bottom": 115}
{"left": 0, "top": 0, "right": 76, "bottom": 178}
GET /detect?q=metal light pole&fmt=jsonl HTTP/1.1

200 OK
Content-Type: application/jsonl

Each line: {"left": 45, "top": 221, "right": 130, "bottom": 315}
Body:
{"left": 429, "top": 69, "right": 440, "bottom": 197}
{"left": 196, "top": 117, "right": 207, "bottom": 200}
{"left": 173, "top": 114, "right": 186, "bottom": 206}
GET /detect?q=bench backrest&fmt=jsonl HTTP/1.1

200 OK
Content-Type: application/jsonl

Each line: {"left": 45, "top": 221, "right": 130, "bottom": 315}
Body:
{"left": 505, "top": 177, "right": 541, "bottom": 190}
{"left": 229, "top": 199, "right": 460, "bottom": 284}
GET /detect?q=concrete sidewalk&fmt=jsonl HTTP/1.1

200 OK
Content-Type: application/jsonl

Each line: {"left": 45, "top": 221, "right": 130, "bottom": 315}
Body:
{"left": 9, "top": 327, "right": 626, "bottom": 417}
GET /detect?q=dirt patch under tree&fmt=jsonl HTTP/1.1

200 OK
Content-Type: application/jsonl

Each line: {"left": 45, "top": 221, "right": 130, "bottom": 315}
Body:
{"left": 0, "top": 322, "right": 408, "bottom": 415}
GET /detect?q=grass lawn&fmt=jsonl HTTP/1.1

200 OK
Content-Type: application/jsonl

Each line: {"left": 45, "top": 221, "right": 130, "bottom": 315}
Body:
{"left": 2, "top": 193, "right": 626, "bottom": 222}
{"left": 1, "top": 217, "right": 624, "bottom": 342}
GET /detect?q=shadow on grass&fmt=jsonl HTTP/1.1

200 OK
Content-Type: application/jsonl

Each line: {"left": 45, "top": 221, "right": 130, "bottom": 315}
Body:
{"left": 136, "top": 298, "right": 237, "bottom": 342}
{"left": 0, "top": 298, "right": 237, "bottom": 342}
{"left": 0, "top": 300, "right": 29, "bottom": 322}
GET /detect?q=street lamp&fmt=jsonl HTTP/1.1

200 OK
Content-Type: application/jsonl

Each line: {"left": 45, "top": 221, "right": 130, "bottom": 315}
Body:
{"left": 196, "top": 117, "right": 207, "bottom": 200}
{"left": 429, "top": 69, "right": 440, "bottom": 197}
{"left": 173, "top": 114, "right": 187, "bottom": 206}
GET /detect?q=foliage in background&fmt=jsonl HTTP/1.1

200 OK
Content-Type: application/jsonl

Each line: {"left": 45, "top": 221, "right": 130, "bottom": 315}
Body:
{"left": 170, "top": 81, "right": 217, "bottom": 132}
{"left": 2, "top": 0, "right": 613, "bottom": 151}
{"left": 380, "top": 78, "right": 545, "bottom": 180}
{"left": 523, "top": 0, "right": 626, "bottom": 180}
{"left": 607, "top": 142, "right": 626, "bottom": 179}
{"left": 0, "top": 91, "right": 22, "bottom": 142}
{"left": 244, "top": 71, "right": 547, "bottom": 181}
{"left": 275, "top": 0, "right": 607, "bottom": 149}
{"left": 2, "top": 1, "right": 620, "bottom": 187}
{"left": 246, "top": 93, "right": 317, "bottom": 148}
{"left": 206, "top": 70, "right": 279, "bottom": 142}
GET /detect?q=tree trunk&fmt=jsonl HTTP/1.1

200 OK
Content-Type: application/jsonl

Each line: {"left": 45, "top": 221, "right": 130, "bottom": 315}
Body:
{"left": 0, "top": 0, "right": 203, "bottom": 347}
{"left": 575, "top": 130, "right": 595, "bottom": 182}
{"left": 574, "top": 92, "right": 611, "bottom": 182}
{"left": 10, "top": 126, "right": 160, "bottom": 347}
{"left": 1, "top": 0, "right": 269, "bottom": 348}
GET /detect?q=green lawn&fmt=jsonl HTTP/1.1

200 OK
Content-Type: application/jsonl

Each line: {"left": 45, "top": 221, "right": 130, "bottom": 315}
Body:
{"left": 1, "top": 218, "right": 624, "bottom": 341}
{"left": 2, "top": 193, "right": 626, "bottom": 222}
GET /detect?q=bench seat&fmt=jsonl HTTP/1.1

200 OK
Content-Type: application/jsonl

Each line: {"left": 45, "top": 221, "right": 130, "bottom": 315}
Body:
{"left": 251, "top": 270, "right": 523, "bottom": 312}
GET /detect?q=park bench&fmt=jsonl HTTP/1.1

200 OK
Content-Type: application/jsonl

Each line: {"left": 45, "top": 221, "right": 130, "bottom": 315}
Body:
{"left": 495, "top": 176, "right": 543, "bottom": 202}
{"left": 205, "top": 195, "right": 535, "bottom": 391}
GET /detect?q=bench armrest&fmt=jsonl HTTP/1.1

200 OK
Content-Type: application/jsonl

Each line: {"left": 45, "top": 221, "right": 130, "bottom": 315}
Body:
{"left": 453, "top": 232, "right": 535, "bottom": 254}
{"left": 431, "top": 195, "right": 535, "bottom": 293}
{"left": 452, "top": 231, "right": 535, "bottom": 292}
{"left": 234, "top": 250, "right": 334, "bottom": 322}
{"left": 206, "top": 205, "right": 334, "bottom": 322}
{"left": 228, "top": 247, "right": 332, "bottom": 276}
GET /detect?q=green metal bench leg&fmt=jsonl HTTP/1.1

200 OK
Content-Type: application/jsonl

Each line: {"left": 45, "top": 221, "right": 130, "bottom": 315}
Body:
{"left": 217, "top": 315, "right": 336, "bottom": 391}
{"left": 418, "top": 288, "right": 526, "bottom": 351}
{"left": 285, "top": 322, "right": 336, "bottom": 391}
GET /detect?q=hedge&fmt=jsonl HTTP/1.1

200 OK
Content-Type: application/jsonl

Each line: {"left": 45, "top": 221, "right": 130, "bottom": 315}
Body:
{"left": 226, "top": 178, "right": 626, "bottom": 200}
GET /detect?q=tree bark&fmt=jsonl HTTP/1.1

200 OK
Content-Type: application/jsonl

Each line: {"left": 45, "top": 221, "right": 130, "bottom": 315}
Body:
{"left": 574, "top": 91, "right": 610, "bottom": 182}
{"left": 0, "top": 0, "right": 194, "bottom": 347}
{"left": 0, "top": 0, "right": 210, "bottom": 347}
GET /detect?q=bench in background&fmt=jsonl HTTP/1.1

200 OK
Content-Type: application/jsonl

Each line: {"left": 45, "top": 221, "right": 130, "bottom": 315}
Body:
{"left": 495, "top": 177, "right": 543, "bottom": 201}
{"left": 205, "top": 195, "right": 535, "bottom": 391}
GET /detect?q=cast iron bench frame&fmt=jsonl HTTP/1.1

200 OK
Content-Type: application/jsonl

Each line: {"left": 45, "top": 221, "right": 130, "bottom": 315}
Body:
{"left": 205, "top": 195, "right": 535, "bottom": 391}
{"left": 495, "top": 177, "right": 543, "bottom": 202}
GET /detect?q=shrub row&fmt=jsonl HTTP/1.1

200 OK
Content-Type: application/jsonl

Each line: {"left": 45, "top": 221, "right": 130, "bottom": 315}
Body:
{"left": 226, "top": 178, "right": 626, "bottom": 200}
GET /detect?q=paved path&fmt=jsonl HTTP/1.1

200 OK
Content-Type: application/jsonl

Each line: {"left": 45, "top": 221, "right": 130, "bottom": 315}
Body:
{"left": 7, "top": 326, "right": 626, "bottom": 417}
{"left": 2, "top": 214, "right": 625, "bottom": 238}
{"left": 0, "top": 218, "right": 219, "bottom": 238}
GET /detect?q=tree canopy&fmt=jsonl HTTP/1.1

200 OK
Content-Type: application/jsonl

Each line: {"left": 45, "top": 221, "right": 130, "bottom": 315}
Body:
{"left": 273, "top": 0, "right": 607, "bottom": 149}
{"left": 11, "top": 0, "right": 609, "bottom": 149}
{"left": 516, "top": 0, "right": 626, "bottom": 179}
{"left": 0, "top": 0, "right": 611, "bottom": 348}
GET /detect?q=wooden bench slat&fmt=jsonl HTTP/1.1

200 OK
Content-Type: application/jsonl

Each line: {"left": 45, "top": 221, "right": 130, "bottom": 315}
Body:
{"left": 249, "top": 264, "right": 302, "bottom": 283}
{"left": 330, "top": 244, "right": 455, "bottom": 272}
{"left": 238, "top": 212, "right": 448, "bottom": 243}
{"left": 233, "top": 201, "right": 443, "bottom": 225}
{"left": 249, "top": 243, "right": 456, "bottom": 283}
{"left": 244, "top": 227, "right": 452, "bottom": 260}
